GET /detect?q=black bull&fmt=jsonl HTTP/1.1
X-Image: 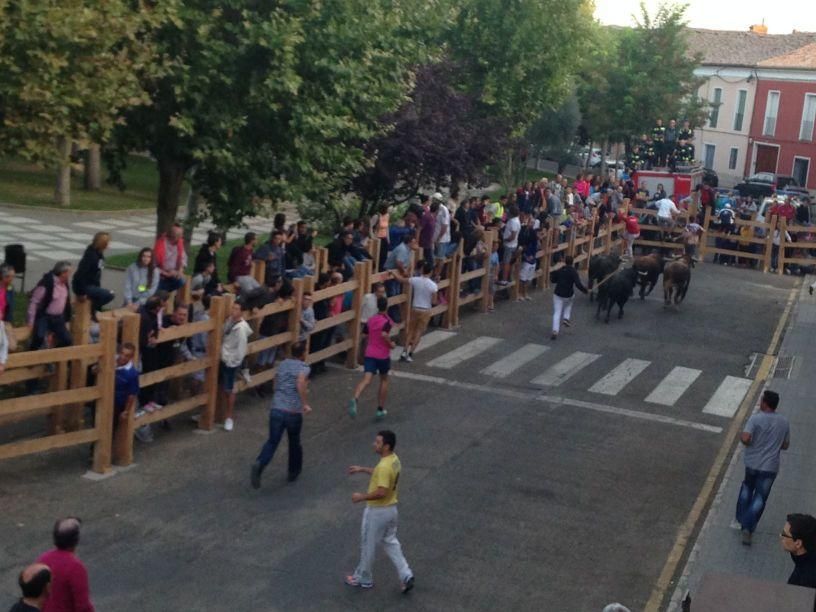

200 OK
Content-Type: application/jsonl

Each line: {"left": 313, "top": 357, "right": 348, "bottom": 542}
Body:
{"left": 596, "top": 267, "right": 639, "bottom": 323}
{"left": 587, "top": 254, "right": 621, "bottom": 301}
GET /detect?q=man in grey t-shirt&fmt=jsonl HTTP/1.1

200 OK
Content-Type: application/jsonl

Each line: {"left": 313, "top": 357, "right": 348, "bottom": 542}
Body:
{"left": 736, "top": 389, "right": 790, "bottom": 545}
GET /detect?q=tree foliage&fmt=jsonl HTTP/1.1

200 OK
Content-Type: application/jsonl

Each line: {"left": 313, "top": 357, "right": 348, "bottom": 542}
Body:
{"left": 349, "top": 61, "right": 510, "bottom": 214}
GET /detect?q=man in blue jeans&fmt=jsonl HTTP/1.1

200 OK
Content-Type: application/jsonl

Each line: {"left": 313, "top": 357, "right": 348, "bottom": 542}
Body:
{"left": 736, "top": 389, "right": 790, "bottom": 545}
{"left": 250, "top": 341, "right": 311, "bottom": 488}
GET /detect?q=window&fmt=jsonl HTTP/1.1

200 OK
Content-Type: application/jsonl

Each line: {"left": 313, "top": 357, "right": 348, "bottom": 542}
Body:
{"left": 709, "top": 88, "right": 723, "bottom": 128}
{"left": 763, "top": 91, "right": 780, "bottom": 136}
{"left": 793, "top": 157, "right": 810, "bottom": 187}
{"left": 704, "top": 143, "right": 716, "bottom": 169}
{"left": 800, "top": 94, "right": 816, "bottom": 141}
{"left": 728, "top": 147, "right": 739, "bottom": 170}
{"left": 733, "top": 90, "right": 747, "bottom": 131}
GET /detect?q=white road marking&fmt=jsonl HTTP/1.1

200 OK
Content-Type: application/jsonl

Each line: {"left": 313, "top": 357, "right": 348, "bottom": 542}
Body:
{"left": 390, "top": 370, "right": 723, "bottom": 434}
{"left": 108, "top": 241, "right": 139, "bottom": 250}
{"left": 1, "top": 216, "right": 38, "bottom": 223}
{"left": 98, "top": 218, "right": 140, "bottom": 227}
{"left": 530, "top": 351, "right": 601, "bottom": 386}
{"left": 480, "top": 343, "right": 550, "bottom": 378}
{"left": 35, "top": 250, "right": 81, "bottom": 261}
{"left": 73, "top": 221, "right": 115, "bottom": 230}
{"left": 390, "top": 330, "right": 456, "bottom": 360}
{"left": 28, "top": 241, "right": 88, "bottom": 251}
{"left": 589, "top": 358, "right": 651, "bottom": 396}
{"left": 427, "top": 336, "right": 502, "bottom": 369}
{"left": 28, "top": 224, "right": 69, "bottom": 233}
{"left": 702, "top": 376, "right": 753, "bottom": 418}
{"left": 116, "top": 228, "right": 157, "bottom": 238}
{"left": 17, "top": 232, "right": 55, "bottom": 241}
{"left": 645, "top": 366, "right": 702, "bottom": 406}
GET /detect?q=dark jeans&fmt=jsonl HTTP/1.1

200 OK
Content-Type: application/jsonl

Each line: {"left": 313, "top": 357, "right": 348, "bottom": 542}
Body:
{"left": 736, "top": 466, "right": 777, "bottom": 533}
{"left": 83, "top": 285, "right": 115, "bottom": 313}
{"left": 158, "top": 275, "right": 185, "bottom": 292}
{"left": 30, "top": 314, "right": 72, "bottom": 350}
{"left": 385, "top": 278, "right": 402, "bottom": 323}
{"left": 256, "top": 409, "right": 303, "bottom": 477}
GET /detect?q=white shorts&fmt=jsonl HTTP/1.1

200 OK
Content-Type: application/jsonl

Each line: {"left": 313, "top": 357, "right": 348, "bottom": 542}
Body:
{"left": 520, "top": 261, "right": 537, "bottom": 282}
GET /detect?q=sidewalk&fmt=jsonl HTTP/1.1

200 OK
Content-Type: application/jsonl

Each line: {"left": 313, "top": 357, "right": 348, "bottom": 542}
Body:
{"left": 669, "top": 279, "right": 816, "bottom": 609}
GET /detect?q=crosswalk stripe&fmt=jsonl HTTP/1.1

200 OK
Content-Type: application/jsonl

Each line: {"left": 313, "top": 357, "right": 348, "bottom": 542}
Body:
{"left": 702, "top": 376, "right": 753, "bottom": 418}
{"left": 530, "top": 351, "right": 601, "bottom": 386}
{"left": 427, "top": 336, "right": 502, "bottom": 369}
{"left": 645, "top": 366, "right": 702, "bottom": 406}
{"left": 390, "top": 330, "right": 456, "bottom": 361}
{"left": 589, "top": 358, "right": 651, "bottom": 395}
{"left": 480, "top": 343, "right": 550, "bottom": 378}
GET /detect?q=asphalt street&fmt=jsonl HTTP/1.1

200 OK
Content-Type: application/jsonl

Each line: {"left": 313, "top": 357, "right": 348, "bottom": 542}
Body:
{"left": 0, "top": 263, "right": 797, "bottom": 611}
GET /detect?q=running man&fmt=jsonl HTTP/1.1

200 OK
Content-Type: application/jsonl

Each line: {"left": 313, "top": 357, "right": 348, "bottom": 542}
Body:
{"left": 391, "top": 260, "right": 437, "bottom": 362}
{"left": 345, "top": 430, "right": 414, "bottom": 593}
{"left": 349, "top": 296, "right": 394, "bottom": 420}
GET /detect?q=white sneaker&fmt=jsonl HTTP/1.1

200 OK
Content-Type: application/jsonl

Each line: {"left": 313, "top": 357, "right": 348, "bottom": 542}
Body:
{"left": 240, "top": 368, "right": 252, "bottom": 384}
{"left": 190, "top": 414, "right": 200, "bottom": 424}
{"left": 729, "top": 519, "right": 742, "bottom": 530}
{"left": 223, "top": 418, "right": 234, "bottom": 432}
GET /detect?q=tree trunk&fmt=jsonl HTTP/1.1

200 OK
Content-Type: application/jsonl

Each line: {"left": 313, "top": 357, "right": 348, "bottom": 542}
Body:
{"left": 83, "top": 144, "right": 102, "bottom": 190}
{"left": 183, "top": 184, "right": 199, "bottom": 247}
{"left": 54, "top": 137, "right": 72, "bottom": 207}
{"left": 156, "top": 157, "right": 188, "bottom": 236}
{"left": 584, "top": 139, "right": 593, "bottom": 170}
{"left": 600, "top": 138, "right": 608, "bottom": 178}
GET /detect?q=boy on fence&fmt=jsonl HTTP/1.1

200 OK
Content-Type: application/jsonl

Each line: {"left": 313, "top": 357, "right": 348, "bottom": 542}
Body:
{"left": 349, "top": 296, "right": 394, "bottom": 420}
{"left": 220, "top": 301, "right": 252, "bottom": 432}
{"left": 114, "top": 343, "right": 140, "bottom": 435}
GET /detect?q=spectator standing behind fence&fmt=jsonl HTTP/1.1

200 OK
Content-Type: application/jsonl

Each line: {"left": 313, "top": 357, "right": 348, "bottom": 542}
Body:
{"left": 153, "top": 223, "right": 187, "bottom": 292}
{"left": 137, "top": 295, "right": 165, "bottom": 413}
{"left": 227, "top": 232, "right": 257, "bottom": 284}
{"left": 250, "top": 341, "right": 311, "bottom": 488}
{"left": 549, "top": 255, "right": 587, "bottom": 341}
{"left": 28, "top": 261, "right": 73, "bottom": 351}
{"left": 123, "top": 248, "right": 159, "bottom": 309}
{"left": 112, "top": 343, "right": 139, "bottom": 439}
{"left": 8, "top": 563, "right": 52, "bottom": 612}
{"left": 220, "top": 301, "right": 252, "bottom": 432}
{"left": 392, "top": 260, "right": 438, "bottom": 363}
{"left": 72, "top": 232, "right": 114, "bottom": 316}
{"left": 37, "top": 517, "right": 94, "bottom": 612}
{"left": 781, "top": 513, "right": 816, "bottom": 589}
{"left": 254, "top": 230, "right": 285, "bottom": 286}
{"left": 193, "top": 232, "right": 223, "bottom": 296}
{"left": 735, "top": 389, "right": 790, "bottom": 546}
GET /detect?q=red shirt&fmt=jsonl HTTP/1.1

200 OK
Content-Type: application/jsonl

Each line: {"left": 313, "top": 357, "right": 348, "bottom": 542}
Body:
{"left": 625, "top": 216, "right": 640, "bottom": 235}
{"left": 36, "top": 549, "right": 94, "bottom": 612}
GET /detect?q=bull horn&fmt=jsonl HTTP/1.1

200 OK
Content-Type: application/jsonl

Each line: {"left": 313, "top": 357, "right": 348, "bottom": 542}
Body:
{"left": 637, "top": 271, "right": 648, "bottom": 276}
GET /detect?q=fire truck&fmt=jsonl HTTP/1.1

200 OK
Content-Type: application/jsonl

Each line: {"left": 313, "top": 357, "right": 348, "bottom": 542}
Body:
{"left": 632, "top": 166, "right": 704, "bottom": 201}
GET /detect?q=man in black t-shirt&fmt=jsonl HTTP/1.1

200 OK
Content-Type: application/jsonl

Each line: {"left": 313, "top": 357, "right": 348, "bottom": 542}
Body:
{"left": 8, "top": 563, "right": 51, "bottom": 611}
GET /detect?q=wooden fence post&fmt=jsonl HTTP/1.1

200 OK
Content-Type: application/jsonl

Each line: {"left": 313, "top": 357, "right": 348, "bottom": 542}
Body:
{"left": 370, "top": 238, "right": 381, "bottom": 273}
{"left": 302, "top": 275, "right": 316, "bottom": 355}
{"left": 252, "top": 259, "right": 266, "bottom": 285}
{"left": 763, "top": 216, "right": 777, "bottom": 274}
{"left": 541, "top": 227, "right": 553, "bottom": 289}
{"left": 287, "top": 277, "right": 305, "bottom": 356}
{"left": 60, "top": 299, "right": 93, "bottom": 432}
{"left": 206, "top": 295, "right": 229, "bottom": 427}
{"left": 481, "top": 230, "right": 495, "bottom": 311}
{"left": 91, "top": 317, "right": 116, "bottom": 474}
{"left": 445, "top": 250, "right": 461, "bottom": 327}
{"left": 778, "top": 216, "right": 787, "bottom": 275}
{"left": 345, "top": 262, "right": 367, "bottom": 368}
{"left": 604, "top": 218, "right": 614, "bottom": 254}
{"left": 698, "top": 207, "right": 712, "bottom": 261}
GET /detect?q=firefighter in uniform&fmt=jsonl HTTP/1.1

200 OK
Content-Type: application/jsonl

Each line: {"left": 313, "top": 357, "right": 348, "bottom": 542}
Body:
{"left": 679, "top": 119, "right": 693, "bottom": 143}
{"left": 644, "top": 137, "right": 656, "bottom": 170}
{"left": 651, "top": 118, "right": 666, "bottom": 166}
{"left": 671, "top": 138, "right": 694, "bottom": 170}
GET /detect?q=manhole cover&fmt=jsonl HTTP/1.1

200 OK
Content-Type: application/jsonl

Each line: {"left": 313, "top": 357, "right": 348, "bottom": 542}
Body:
{"left": 773, "top": 355, "right": 795, "bottom": 379}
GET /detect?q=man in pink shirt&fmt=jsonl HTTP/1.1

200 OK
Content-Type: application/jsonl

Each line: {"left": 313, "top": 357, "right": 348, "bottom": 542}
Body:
{"left": 348, "top": 296, "right": 395, "bottom": 420}
{"left": 27, "top": 261, "right": 73, "bottom": 350}
{"left": 36, "top": 517, "right": 94, "bottom": 612}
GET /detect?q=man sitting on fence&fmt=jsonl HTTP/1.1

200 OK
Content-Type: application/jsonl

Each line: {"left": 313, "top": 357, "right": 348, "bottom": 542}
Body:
{"left": 154, "top": 223, "right": 187, "bottom": 292}
{"left": 73, "top": 232, "right": 115, "bottom": 317}
{"left": 27, "top": 261, "right": 73, "bottom": 351}
{"left": 254, "top": 230, "right": 286, "bottom": 287}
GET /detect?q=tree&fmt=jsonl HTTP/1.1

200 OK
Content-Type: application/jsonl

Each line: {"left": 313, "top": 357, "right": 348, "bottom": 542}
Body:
{"left": 349, "top": 61, "right": 510, "bottom": 215}
{"left": 108, "top": 0, "right": 436, "bottom": 235}
{"left": 577, "top": 2, "right": 707, "bottom": 158}
{"left": 0, "top": 0, "right": 165, "bottom": 206}
{"left": 526, "top": 93, "right": 582, "bottom": 172}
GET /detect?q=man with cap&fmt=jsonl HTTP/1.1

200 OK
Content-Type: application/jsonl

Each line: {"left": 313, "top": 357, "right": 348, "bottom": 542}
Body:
{"left": 8, "top": 563, "right": 51, "bottom": 611}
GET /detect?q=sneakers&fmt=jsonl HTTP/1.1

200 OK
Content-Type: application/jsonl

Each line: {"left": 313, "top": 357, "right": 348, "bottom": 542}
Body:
{"left": 729, "top": 519, "right": 742, "bottom": 530}
{"left": 142, "top": 402, "right": 157, "bottom": 414}
{"left": 562, "top": 319, "right": 572, "bottom": 327}
{"left": 741, "top": 529, "right": 752, "bottom": 546}
{"left": 344, "top": 575, "right": 374, "bottom": 589}
{"left": 190, "top": 414, "right": 200, "bottom": 424}
{"left": 223, "top": 418, "right": 234, "bottom": 432}
{"left": 134, "top": 424, "right": 154, "bottom": 443}
{"left": 348, "top": 398, "right": 358, "bottom": 418}
{"left": 400, "top": 352, "right": 413, "bottom": 363}
{"left": 550, "top": 333, "right": 557, "bottom": 340}
{"left": 376, "top": 408, "right": 388, "bottom": 420}
{"left": 250, "top": 462, "right": 262, "bottom": 489}
{"left": 401, "top": 575, "right": 415, "bottom": 594}
{"left": 240, "top": 368, "right": 252, "bottom": 385}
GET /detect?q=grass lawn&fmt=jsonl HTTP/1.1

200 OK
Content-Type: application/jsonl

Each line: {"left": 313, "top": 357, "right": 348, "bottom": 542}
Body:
{"left": 0, "top": 155, "right": 160, "bottom": 211}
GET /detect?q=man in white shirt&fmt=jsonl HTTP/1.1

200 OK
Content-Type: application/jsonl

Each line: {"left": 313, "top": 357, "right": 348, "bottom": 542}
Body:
{"left": 656, "top": 197, "right": 679, "bottom": 231}
{"left": 432, "top": 194, "right": 451, "bottom": 261}
{"left": 391, "top": 260, "right": 437, "bottom": 362}
{"left": 220, "top": 301, "right": 253, "bottom": 431}
{"left": 499, "top": 205, "right": 521, "bottom": 285}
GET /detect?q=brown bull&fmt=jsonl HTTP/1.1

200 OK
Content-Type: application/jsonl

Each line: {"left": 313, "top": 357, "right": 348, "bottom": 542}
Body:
{"left": 632, "top": 252, "right": 665, "bottom": 300}
{"left": 663, "top": 254, "right": 694, "bottom": 306}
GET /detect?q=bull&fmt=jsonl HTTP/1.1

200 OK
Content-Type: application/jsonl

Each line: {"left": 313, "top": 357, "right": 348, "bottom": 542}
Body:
{"left": 587, "top": 253, "right": 621, "bottom": 302}
{"left": 632, "top": 252, "right": 665, "bottom": 300}
{"left": 663, "top": 254, "right": 693, "bottom": 306}
{"left": 596, "top": 267, "right": 639, "bottom": 323}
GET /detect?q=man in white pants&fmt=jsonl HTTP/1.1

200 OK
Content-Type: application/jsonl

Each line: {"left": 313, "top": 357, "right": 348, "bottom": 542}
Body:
{"left": 345, "top": 430, "right": 414, "bottom": 593}
{"left": 548, "top": 255, "right": 587, "bottom": 340}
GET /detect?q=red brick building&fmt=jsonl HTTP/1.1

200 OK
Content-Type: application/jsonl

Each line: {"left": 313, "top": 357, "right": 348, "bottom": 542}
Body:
{"left": 747, "top": 43, "right": 816, "bottom": 190}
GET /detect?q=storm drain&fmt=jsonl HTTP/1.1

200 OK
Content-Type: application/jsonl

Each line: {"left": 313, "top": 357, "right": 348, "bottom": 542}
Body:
{"left": 772, "top": 355, "right": 795, "bottom": 379}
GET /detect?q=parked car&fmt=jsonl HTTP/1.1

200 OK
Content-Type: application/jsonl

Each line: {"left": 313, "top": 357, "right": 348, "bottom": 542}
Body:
{"left": 702, "top": 167, "right": 719, "bottom": 188}
{"left": 734, "top": 172, "right": 809, "bottom": 200}
{"left": 756, "top": 196, "right": 808, "bottom": 224}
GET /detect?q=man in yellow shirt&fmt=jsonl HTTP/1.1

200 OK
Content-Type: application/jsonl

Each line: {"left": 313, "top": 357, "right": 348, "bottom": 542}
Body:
{"left": 345, "top": 430, "right": 414, "bottom": 593}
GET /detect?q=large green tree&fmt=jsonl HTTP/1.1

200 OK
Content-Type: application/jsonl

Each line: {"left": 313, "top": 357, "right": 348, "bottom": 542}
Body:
{"left": 108, "top": 0, "right": 436, "bottom": 234}
{"left": 0, "top": 0, "right": 166, "bottom": 206}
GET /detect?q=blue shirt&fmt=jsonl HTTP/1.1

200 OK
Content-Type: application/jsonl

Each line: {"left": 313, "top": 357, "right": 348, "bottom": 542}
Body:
{"left": 272, "top": 359, "right": 311, "bottom": 413}
{"left": 114, "top": 362, "right": 140, "bottom": 409}
{"left": 743, "top": 410, "right": 790, "bottom": 473}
